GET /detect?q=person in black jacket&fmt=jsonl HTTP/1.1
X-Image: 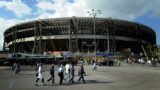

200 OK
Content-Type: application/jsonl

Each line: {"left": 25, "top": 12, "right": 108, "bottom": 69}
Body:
{"left": 47, "top": 64, "right": 55, "bottom": 84}
{"left": 70, "top": 64, "right": 75, "bottom": 84}
{"left": 77, "top": 65, "right": 86, "bottom": 83}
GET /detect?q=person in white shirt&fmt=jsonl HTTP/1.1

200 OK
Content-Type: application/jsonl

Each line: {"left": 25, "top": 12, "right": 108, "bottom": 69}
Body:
{"left": 35, "top": 63, "right": 46, "bottom": 86}
{"left": 58, "top": 64, "right": 64, "bottom": 84}
{"left": 93, "top": 62, "right": 97, "bottom": 71}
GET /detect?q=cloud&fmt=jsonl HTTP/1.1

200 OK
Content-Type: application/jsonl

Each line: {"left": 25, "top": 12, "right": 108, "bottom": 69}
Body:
{"left": 0, "top": 0, "right": 31, "bottom": 17}
{"left": 52, "top": 0, "right": 90, "bottom": 17}
{"left": 35, "top": 0, "right": 90, "bottom": 19}
{"left": 36, "top": 1, "right": 54, "bottom": 11}
{"left": 87, "top": 0, "right": 156, "bottom": 20}
{"left": 35, "top": 12, "right": 54, "bottom": 19}
{"left": 0, "top": 17, "right": 22, "bottom": 50}
{"left": 0, "top": 17, "right": 34, "bottom": 50}
{"left": 35, "top": 0, "right": 160, "bottom": 20}
{"left": 0, "top": 0, "right": 160, "bottom": 50}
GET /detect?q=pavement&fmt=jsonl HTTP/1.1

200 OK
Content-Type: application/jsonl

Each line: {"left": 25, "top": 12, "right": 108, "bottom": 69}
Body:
{"left": 1, "top": 63, "right": 160, "bottom": 90}
{"left": 0, "top": 66, "right": 10, "bottom": 69}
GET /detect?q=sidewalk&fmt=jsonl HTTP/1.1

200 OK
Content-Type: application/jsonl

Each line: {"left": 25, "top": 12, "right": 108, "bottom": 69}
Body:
{"left": 1, "top": 64, "right": 160, "bottom": 90}
{"left": 0, "top": 66, "right": 10, "bottom": 69}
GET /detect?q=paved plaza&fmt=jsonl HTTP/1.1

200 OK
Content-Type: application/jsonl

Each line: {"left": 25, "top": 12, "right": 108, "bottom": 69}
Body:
{"left": 0, "top": 63, "right": 160, "bottom": 90}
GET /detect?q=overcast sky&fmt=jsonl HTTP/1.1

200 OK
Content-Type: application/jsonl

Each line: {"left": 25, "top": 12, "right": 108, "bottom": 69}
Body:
{"left": 0, "top": 0, "right": 160, "bottom": 50}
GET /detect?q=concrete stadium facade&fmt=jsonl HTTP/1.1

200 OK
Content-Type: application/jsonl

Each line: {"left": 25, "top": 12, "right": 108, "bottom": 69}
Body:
{"left": 3, "top": 17, "right": 156, "bottom": 54}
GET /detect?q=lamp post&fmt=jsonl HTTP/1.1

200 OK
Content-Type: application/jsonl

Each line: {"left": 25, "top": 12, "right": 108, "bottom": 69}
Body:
{"left": 87, "top": 9, "right": 101, "bottom": 61}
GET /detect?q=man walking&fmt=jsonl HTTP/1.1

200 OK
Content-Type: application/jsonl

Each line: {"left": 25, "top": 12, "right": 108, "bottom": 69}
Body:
{"left": 15, "top": 63, "right": 21, "bottom": 75}
{"left": 47, "top": 64, "right": 55, "bottom": 84}
{"left": 69, "top": 64, "right": 75, "bottom": 84}
{"left": 58, "top": 64, "right": 64, "bottom": 84}
{"left": 78, "top": 65, "right": 86, "bottom": 83}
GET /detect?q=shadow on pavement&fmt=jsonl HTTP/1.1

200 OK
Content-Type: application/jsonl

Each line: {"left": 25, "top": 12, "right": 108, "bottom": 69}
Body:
{"left": 85, "top": 80, "right": 114, "bottom": 84}
{"left": 98, "top": 70, "right": 109, "bottom": 72}
{"left": 19, "top": 73, "right": 35, "bottom": 75}
{"left": 36, "top": 80, "right": 114, "bottom": 87}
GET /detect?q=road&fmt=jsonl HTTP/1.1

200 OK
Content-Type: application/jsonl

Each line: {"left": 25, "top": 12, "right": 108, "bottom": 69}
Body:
{"left": 0, "top": 63, "right": 160, "bottom": 90}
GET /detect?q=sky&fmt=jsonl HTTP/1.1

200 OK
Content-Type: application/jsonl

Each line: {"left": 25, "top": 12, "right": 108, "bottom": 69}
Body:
{"left": 0, "top": 0, "right": 160, "bottom": 50}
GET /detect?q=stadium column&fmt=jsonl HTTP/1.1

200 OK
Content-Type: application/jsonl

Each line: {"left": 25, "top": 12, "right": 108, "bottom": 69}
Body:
{"left": 3, "top": 33, "right": 7, "bottom": 51}
{"left": 108, "top": 18, "right": 116, "bottom": 54}
{"left": 107, "top": 18, "right": 110, "bottom": 52}
{"left": 87, "top": 9, "right": 101, "bottom": 61}
{"left": 2, "top": 38, "right": 5, "bottom": 51}
{"left": 48, "top": 33, "right": 55, "bottom": 51}
{"left": 69, "top": 16, "right": 79, "bottom": 52}
{"left": 94, "top": 14, "right": 96, "bottom": 55}
{"left": 39, "top": 22, "right": 42, "bottom": 54}
{"left": 69, "top": 18, "right": 71, "bottom": 52}
{"left": 113, "top": 19, "right": 116, "bottom": 55}
{"left": 32, "top": 21, "right": 42, "bottom": 54}
{"left": 32, "top": 22, "right": 37, "bottom": 54}
{"left": 13, "top": 26, "right": 17, "bottom": 53}
{"left": 135, "top": 23, "right": 139, "bottom": 53}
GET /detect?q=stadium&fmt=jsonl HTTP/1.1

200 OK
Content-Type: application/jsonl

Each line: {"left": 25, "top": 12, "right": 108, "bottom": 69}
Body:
{"left": 3, "top": 17, "right": 156, "bottom": 55}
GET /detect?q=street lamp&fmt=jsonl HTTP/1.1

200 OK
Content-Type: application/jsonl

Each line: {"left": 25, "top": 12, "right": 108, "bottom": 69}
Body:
{"left": 87, "top": 9, "right": 101, "bottom": 61}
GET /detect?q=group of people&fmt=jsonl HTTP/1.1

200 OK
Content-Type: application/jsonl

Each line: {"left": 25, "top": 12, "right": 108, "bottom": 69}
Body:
{"left": 11, "top": 61, "right": 97, "bottom": 86}
{"left": 127, "top": 57, "right": 158, "bottom": 66}
{"left": 58, "top": 63, "right": 75, "bottom": 84}
{"left": 35, "top": 62, "right": 86, "bottom": 86}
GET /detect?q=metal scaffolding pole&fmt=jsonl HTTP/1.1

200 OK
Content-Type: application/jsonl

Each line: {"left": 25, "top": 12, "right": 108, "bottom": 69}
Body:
{"left": 107, "top": 24, "right": 110, "bottom": 52}
{"left": 38, "top": 22, "right": 42, "bottom": 54}
{"left": 13, "top": 26, "right": 17, "bottom": 53}
{"left": 32, "top": 21, "right": 42, "bottom": 54}
{"left": 69, "top": 16, "right": 79, "bottom": 52}
{"left": 87, "top": 9, "right": 101, "bottom": 61}
{"left": 108, "top": 18, "right": 116, "bottom": 54}
{"left": 69, "top": 19, "right": 71, "bottom": 52}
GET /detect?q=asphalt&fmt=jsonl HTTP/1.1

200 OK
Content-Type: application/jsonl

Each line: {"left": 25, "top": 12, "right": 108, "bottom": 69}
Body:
{"left": 1, "top": 62, "right": 160, "bottom": 90}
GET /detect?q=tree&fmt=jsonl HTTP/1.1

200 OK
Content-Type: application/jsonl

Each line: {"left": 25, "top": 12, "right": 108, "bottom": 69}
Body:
{"left": 146, "top": 44, "right": 158, "bottom": 59}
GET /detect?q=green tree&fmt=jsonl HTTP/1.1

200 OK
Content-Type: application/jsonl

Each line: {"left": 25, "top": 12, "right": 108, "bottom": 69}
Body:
{"left": 146, "top": 44, "right": 158, "bottom": 59}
